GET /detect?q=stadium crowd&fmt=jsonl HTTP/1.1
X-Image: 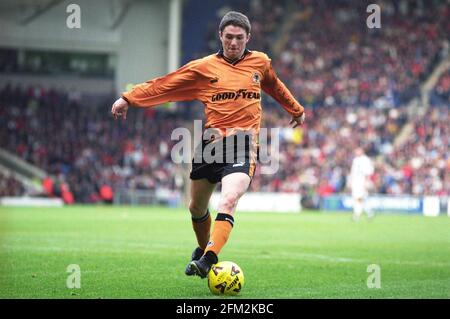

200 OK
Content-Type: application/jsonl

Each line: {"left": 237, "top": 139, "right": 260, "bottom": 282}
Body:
{"left": 431, "top": 69, "right": 450, "bottom": 106}
{"left": 275, "top": 0, "right": 449, "bottom": 108}
{"left": 381, "top": 105, "right": 449, "bottom": 196}
{"left": 1, "top": 84, "right": 448, "bottom": 203}
{"left": 1, "top": 0, "right": 449, "bottom": 203}
{"left": 250, "top": 104, "right": 409, "bottom": 195}
{"left": 0, "top": 171, "right": 25, "bottom": 197}
{"left": 0, "top": 85, "right": 185, "bottom": 203}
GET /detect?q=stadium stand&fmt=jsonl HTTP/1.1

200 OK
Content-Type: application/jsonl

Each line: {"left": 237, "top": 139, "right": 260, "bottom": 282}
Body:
{"left": 0, "top": 171, "right": 25, "bottom": 197}
{"left": 430, "top": 69, "right": 450, "bottom": 106}
{"left": 1, "top": 0, "right": 448, "bottom": 204}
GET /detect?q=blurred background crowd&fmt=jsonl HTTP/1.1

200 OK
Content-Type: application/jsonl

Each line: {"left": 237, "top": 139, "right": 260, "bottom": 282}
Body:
{"left": 1, "top": 0, "right": 448, "bottom": 206}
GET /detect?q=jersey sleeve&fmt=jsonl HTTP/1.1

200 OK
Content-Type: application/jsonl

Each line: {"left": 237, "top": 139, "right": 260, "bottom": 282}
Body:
{"left": 261, "top": 59, "right": 304, "bottom": 117}
{"left": 122, "top": 60, "right": 202, "bottom": 107}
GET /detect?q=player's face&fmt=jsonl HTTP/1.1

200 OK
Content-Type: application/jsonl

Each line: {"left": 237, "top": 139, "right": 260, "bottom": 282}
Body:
{"left": 219, "top": 25, "right": 250, "bottom": 61}
{"left": 355, "top": 148, "right": 364, "bottom": 156}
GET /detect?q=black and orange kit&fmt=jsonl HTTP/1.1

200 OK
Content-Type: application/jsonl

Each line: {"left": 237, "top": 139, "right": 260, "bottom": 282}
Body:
{"left": 122, "top": 49, "right": 305, "bottom": 184}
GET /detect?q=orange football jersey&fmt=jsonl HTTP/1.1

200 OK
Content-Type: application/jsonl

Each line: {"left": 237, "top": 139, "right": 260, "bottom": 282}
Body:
{"left": 122, "top": 50, "right": 304, "bottom": 137}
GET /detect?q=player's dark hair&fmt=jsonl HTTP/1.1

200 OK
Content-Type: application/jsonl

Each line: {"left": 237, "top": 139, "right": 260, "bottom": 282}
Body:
{"left": 219, "top": 11, "right": 251, "bottom": 35}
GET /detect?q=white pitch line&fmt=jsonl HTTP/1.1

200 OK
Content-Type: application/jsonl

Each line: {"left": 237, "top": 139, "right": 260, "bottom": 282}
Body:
{"left": 228, "top": 249, "right": 450, "bottom": 267}
{"left": 3, "top": 242, "right": 450, "bottom": 268}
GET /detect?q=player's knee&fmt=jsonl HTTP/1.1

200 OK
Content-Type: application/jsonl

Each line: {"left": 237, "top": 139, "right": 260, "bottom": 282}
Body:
{"left": 189, "top": 201, "right": 207, "bottom": 217}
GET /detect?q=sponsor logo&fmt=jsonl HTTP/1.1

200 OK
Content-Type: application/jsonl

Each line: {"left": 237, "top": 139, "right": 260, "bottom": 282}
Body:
{"left": 211, "top": 89, "right": 261, "bottom": 102}
{"left": 232, "top": 162, "right": 245, "bottom": 167}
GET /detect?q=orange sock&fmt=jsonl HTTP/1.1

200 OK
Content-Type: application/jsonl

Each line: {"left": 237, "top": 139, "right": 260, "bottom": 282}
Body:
{"left": 205, "top": 213, "right": 234, "bottom": 256}
{"left": 192, "top": 210, "right": 211, "bottom": 250}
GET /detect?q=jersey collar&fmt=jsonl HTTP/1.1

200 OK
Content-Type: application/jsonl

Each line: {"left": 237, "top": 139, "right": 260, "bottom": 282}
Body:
{"left": 217, "top": 49, "right": 251, "bottom": 65}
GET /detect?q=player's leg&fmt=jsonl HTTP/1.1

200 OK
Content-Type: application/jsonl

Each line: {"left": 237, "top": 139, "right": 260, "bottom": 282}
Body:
{"left": 189, "top": 178, "right": 216, "bottom": 250}
{"left": 206, "top": 172, "right": 250, "bottom": 254}
{"left": 185, "top": 178, "right": 217, "bottom": 276}
{"left": 363, "top": 196, "right": 375, "bottom": 220}
{"left": 352, "top": 197, "right": 363, "bottom": 222}
{"left": 352, "top": 184, "right": 365, "bottom": 222}
{"left": 191, "top": 172, "right": 251, "bottom": 278}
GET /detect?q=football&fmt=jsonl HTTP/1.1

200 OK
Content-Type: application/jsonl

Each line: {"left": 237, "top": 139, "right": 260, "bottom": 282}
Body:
{"left": 207, "top": 261, "right": 245, "bottom": 296}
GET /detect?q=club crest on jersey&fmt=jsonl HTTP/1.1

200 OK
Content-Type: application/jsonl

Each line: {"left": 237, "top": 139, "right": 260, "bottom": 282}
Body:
{"left": 252, "top": 73, "right": 260, "bottom": 83}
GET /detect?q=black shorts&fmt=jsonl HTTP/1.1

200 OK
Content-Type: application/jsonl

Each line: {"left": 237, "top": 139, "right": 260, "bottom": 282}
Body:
{"left": 190, "top": 133, "right": 257, "bottom": 184}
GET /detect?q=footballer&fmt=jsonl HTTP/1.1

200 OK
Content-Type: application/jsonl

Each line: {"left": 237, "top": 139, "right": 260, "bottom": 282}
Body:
{"left": 111, "top": 11, "right": 306, "bottom": 278}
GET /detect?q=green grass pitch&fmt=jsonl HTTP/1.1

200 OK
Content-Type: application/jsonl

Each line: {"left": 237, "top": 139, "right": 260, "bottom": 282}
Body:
{"left": 1, "top": 206, "right": 449, "bottom": 298}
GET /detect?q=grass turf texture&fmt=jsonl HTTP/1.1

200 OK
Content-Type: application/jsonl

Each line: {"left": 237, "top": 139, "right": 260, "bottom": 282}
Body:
{"left": 0, "top": 206, "right": 449, "bottom": 299}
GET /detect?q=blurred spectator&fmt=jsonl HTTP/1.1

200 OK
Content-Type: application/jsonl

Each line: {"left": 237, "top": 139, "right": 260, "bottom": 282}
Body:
{"left": 0, "top": 171, "right": 25, "bottom": 197}
{"left": 430, "top": 69, "right": 450, "bottom": 106}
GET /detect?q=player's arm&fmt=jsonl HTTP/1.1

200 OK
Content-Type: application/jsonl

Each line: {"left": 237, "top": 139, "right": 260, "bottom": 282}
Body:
{"left": 261, "top": 61, "right": 305, "bottom": 127}
{"left": 111, "top": 61, "right": 201, "bottom": 119}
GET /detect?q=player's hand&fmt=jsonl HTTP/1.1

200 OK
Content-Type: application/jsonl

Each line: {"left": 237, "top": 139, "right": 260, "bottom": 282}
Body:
{"left": 111, "top": 97, "right": 129, "bottom": 120}
{"left": 289, "top": 112, "right": 305, "bottom": 128}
